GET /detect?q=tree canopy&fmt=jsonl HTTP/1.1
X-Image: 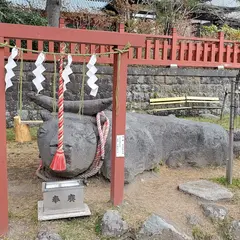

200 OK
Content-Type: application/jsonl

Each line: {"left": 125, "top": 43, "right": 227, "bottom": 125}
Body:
{"left": 0, "top": 0, "right": 47, "bottom": 25}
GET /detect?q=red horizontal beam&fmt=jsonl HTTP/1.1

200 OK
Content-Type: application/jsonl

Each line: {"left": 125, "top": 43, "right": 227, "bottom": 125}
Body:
{"left": 0, "top": 23, "right": 145, "bottom": 47}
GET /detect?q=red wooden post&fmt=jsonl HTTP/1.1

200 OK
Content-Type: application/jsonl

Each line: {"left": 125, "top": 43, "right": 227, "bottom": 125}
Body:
{"left": 179, "top": 42, "right": 185, "bottom": 61}
{"left": 226, "top": 45, "right": 231, "bottom": 63}
{"left": 145, "top": 40, "right": 151, "bottom": 59}
{"left": 196, "top": 43, "right": 201, "bottom": 62}
{"left": 111, "top": 51, "right": 128, "bottom": 206}
{"left": 171, "top": 28, "right": 177, "bottom": 62}
{"left": 59, "top": 18, "right": 65, "bottom": 28}
{"left": 0, "top": 37, "right": 8, "bottom": 236}
{"left": 233, "top": 43, "right": 238, "bottom": 64}
{"left": 154, "top": 39, "right": 159, "bottom": 60}
{"left": 118, "top": 23, "right": 125, "bottom": 33}
{"left": 203, "top": 42, "right": 208, "bottom": 62}
{"left": 211, "top": 43, "right": 216, "bottom": 63}
{"left": 163, "top": 40, "right": 168, "bottom": 61}
{"left": 218, "top": 31, "right": 224, "bottom": 64}
{"left": 188, "top": 42, "right": 193, "bottom": 62}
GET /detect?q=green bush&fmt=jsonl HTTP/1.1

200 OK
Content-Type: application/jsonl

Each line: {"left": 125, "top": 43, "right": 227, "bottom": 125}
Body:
{"left": 202, "top": 24, "right": 240, "bottom": 41}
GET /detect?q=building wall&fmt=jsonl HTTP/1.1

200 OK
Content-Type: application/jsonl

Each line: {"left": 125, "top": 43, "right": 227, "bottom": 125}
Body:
{"left": 5, "top": 62, "right": 237, "bottom": 127}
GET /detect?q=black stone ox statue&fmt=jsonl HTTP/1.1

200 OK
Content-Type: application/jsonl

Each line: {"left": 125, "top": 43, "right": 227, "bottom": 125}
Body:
{"left": 28, "top": 93, "right": 228, "bottom": 183}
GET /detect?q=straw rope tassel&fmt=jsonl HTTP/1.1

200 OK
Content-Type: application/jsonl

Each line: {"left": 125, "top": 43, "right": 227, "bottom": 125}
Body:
{"left": 50, "top": 43, "right": 66, "bottom": 171}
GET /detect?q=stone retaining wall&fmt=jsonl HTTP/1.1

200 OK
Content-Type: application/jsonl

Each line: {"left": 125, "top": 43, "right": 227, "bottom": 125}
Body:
{"left": 5, "top": 62, "right": 237, "bottom": 127}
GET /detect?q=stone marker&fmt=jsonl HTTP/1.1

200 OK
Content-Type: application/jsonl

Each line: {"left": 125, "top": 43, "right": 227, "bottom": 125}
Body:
{"left": 186, "top": 214, "right": 201, "bottom": 226}
{"left": 101, "top": 210, "right": 128, "bottom": 237}
{"left": 36, "top": 231, "right": 62, "bottom": 240}
{"left": 230, "top": 220, "right": 240, "bottom": 240}
{"left": 137, "top": 214, "right": 191, "bottom": 240}
{"left": 201, "top": 203, "right": 228, "bottom": 220}
{"left": 178, "top": 180, "right": 233, "bottom": 201}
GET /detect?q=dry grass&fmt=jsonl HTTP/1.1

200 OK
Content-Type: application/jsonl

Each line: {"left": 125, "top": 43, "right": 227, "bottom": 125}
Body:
{"left": 3, "top": 140, "right": 240, "bottom": 240}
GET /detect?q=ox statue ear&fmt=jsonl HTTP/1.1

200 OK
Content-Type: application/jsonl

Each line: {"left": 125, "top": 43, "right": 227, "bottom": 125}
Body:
{"left": 40, "top": 111, "right": 55, "bottom": 122}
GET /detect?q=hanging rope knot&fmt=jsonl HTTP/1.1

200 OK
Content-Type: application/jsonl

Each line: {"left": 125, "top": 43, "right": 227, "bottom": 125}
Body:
{"left": 0, "top": 41, "right": 8, "bottom": 48}
{"left": 112, "top": 42, "right": 131, "bottom": 54}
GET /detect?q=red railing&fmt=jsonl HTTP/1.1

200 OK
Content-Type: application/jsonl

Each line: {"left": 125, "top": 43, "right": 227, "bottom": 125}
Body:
{"left": 3, "top": 20, "right": 240, "bottom": 68}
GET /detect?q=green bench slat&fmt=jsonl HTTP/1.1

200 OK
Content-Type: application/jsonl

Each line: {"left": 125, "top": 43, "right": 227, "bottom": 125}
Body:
{"left": 149, "top": 107, "right": 192, "bottom": 112}
{"left": 150, "top": 100, "right": 186, "bottom": 105}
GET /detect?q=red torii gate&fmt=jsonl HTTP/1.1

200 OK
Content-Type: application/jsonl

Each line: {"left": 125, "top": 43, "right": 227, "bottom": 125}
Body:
{"left": 0, "top": 23, "right": 145, "bottom": 236}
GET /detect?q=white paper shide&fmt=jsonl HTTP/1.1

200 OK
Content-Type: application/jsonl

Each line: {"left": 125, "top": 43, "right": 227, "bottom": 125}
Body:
{"left": 87, "top": 55, "right": 99, "bottom": 97}
{"left": 32, "top": 52, "right": 46, "bottom": 93}
{"left": 5, "top": 47, "right": 18, "bottom": 91}
{"left": 63, "top": 54, "right": 73, "bottom": 92}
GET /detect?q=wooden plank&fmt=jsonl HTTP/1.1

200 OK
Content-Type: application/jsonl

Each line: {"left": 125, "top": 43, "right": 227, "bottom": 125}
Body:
{"left": 49, "top": 41, "right": 54, "bottom": 53}
{"left": 81, "top": 44, "right": 86, "bottom": 54}
{"left": 196, "top": 42, "right": 201, "bottom": 61}
{"left": 145, "top": 39, "right": 151, "bottom": 59}
{"left": 128, "top": 47, "right": 133, "bottom": 59}
{"left": 154, "top": 39, "right": 159, "bottom": 60}
{"left": 218, "top": 32, "right": 224, "bottom": 64}
{"left": 150, "top": 101, "right": 186, "bottom": 105}
{"left": 70, "top": 43, "right": 75, "bottom": 54}
{"left": 179, "top": 41, "right": 185, "bottom": 61}
{"left": 38, "top": 41, "right": 44, "bottom": 52}
{"left": 150, "top": 97, "right": 186, "bottom": 103}
{"left": 192, "top": 106, "right": 221, "bottom": 109}
{"left": 226, "top": 44, "right": 231, "bottom": 63}
{"left": 0, "top": 23, "right": 146, "bottom": 47}
{"left": 188, "top": 42, "right": 193, "bottom": 61}
{"left": 186, "top": 96, "right": 219, "bottom": 101}
{"left": 163, "top": 40, "right": 168, "bottom": 61}
{"left": 186, "top": 100, "right": 220, "bottom": 103}
{"left": 137, "top": 47, "right": 142, "bottom": 59}
{"left": 233, "top": 43, "right": 238, "bottom": 64}
{"left": 150, "top": 106, "right": 192, "bottom": 112}
{"left": 21, "top": 120, "right": 43, "bottom": 124}
{"left": 16, "top": 39, "right": 21, "bottom": 48}
{"left": 211, "top": 43, "right": 216, "bottom": 62}
{"left": 203, "top": 42, "right": 208, "bottom": 62}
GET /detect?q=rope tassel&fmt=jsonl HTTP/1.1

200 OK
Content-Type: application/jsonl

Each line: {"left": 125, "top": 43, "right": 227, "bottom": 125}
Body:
{"left": 50, "top": 43, "right": 66, "bottom": 172}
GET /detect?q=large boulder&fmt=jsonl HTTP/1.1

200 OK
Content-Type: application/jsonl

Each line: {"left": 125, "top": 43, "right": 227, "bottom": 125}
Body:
{"left": 102, "top": 112, "right": 228, "bottom": 182}
{"left": 37, "top": 111, "right": 228, "bottom": 183}
{"left": 36, "top": 231, "right": 62, "bottom": 240}
{"left": 137, "top": 214, "right": 191, "bottom": 240}
{"left": 178, "top": 180, "right": 234, "bottom": 201}
{"left": 101, "top": 210, "right": 128, "bottom": 237}
{"left": 201, "top": 203, "right": 228, "bottom": 220}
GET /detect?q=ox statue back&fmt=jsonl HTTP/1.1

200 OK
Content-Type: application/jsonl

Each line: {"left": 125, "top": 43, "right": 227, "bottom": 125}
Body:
{"left": 28, "top": 92, "right": 228, "bottom": 183}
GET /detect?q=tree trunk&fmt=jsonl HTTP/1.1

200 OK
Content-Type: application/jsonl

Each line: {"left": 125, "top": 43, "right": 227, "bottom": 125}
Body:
{"left": 46, "top": 0, "right": 62, "bottom": 27}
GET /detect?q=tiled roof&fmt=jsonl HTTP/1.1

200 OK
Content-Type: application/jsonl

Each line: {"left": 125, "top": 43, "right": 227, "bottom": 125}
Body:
{"left": 6, "top": 0, "right": 111, "bottom": 12}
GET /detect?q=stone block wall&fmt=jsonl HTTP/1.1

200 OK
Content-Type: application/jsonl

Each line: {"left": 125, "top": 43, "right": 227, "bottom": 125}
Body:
{"left": 5, "top": 61, "right": 238, "bottom": 127}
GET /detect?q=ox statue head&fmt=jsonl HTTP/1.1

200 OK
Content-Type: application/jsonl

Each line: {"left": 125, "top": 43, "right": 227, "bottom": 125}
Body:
{"left": 28, "top": 92, "right": 112, "bottom": 178}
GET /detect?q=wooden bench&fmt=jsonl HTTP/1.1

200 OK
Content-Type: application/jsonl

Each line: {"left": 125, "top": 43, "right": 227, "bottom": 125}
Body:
{"left": 149, "top": 96, "right": 221, "bottom": 113}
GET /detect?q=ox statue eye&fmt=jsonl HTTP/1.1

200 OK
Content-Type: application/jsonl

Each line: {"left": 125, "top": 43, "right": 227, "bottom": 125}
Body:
{"left": 38, "top": 127, "right": 47, "bottom": 137}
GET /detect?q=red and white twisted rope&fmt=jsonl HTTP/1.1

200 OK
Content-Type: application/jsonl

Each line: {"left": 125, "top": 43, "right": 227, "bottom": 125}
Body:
{"left": 79, "top": 111, "right": 109, "bottom": 179}
{"left": 57, "top": 45, "right": 64, "bottom": 153}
